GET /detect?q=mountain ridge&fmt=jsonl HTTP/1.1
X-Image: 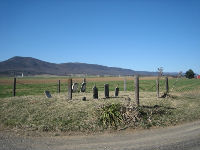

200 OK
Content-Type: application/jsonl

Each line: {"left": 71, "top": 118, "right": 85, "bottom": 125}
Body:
{"left": 0, "top": 56, "right": 159, "bottom": 76}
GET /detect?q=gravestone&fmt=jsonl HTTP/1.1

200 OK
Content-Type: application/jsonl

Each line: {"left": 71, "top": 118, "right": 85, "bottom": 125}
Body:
{"left": 93, "top": 85, "right": 98, "bottom": 99}
{"left": 44, "top": 90, "right": 52, "bottom": 98}
{"left": 115, "top": 87, "right": 119, "bottom": 97}
{"left": 104, "top": 84, "right": 109, "bottom": 98}
{"left": 80, "top": 82, "right": 86, "bottom": 92}
{"left": 82, "top": 97, "right": 86, "bottom": 101}
{"left": 72, "top": 83, "right": 79, "bottom": 93}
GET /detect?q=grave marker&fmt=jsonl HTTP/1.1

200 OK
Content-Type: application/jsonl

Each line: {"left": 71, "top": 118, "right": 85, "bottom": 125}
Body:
{"left": 93, "top": 85, "right": 98, "bottom": 99}
{"left": 104, "top": 84, "right": 109, "bottom": 98}
{"left": 44, "top": 90, "right": 52, "bottom": 98}
{"left": 115, "top": 86, "right": 119, "bottom": 97}
{"left": 80, "top": 82, "right": 86, "bottom": 92}
{"left": 72, "top": 83, "right": 79, "bottom": 93}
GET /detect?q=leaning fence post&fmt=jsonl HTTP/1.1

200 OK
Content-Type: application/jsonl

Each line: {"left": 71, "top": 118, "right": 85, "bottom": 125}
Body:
{"left": 68, "top": 78, "right": 72, "bottom": 100}
{"left": 156, "top": 77, "right": 159, "bottom": 98}
{"left": 13, "top": 77, "right": 16, "bottom": 97}
{"left": 58, "top": 80, "right": 61, "bottom": 93}
{"left": 134, "top": 75, "right": 139, "bottom": 106}
{"left": 165, "top": 77, "right": 169, "bottom": 94}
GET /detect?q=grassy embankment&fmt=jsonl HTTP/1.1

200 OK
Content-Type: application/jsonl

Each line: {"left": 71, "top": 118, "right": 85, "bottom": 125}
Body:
{"left": 0, "top": 77, "right": 200, "bottom": 135}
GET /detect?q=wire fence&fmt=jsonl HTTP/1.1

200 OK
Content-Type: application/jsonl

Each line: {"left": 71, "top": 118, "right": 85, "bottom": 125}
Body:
{"left": 0, "top": 76, "right": 200, "bottom": 98}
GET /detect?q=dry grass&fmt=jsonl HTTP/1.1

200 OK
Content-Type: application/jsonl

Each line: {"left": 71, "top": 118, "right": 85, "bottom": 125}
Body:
{"left": 0, "top": 89, "right": 200, "bottom": 136}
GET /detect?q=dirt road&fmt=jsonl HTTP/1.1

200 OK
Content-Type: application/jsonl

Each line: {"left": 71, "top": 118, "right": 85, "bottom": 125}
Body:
{"left": 1, "top": 120, "right": 200, "bottom": 150}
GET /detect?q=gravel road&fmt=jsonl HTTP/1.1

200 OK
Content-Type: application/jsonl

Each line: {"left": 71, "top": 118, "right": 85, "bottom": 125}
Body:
{"left": 1, "top": 120, "right": 200, "bottom": 150}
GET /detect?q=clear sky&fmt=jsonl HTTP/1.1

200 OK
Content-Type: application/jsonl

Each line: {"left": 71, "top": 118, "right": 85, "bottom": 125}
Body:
{"left": 0, "top": 0, "right": 200, "bottom": 73}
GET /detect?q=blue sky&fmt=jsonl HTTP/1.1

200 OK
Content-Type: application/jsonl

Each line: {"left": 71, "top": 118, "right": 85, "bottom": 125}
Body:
{"left": 0, "top": 0, "right": 200, "bottom": 73}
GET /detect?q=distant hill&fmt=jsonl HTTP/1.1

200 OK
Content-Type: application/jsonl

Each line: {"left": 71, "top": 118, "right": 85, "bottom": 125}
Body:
{"left": 0, "top": 56, "right": 159, "bottom": 76}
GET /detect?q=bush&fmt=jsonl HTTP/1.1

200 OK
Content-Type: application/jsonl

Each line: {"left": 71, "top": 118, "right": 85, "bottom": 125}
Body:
{"left": 99, "top": 103, "right": 123, "bottom": 129}
{"left": 185, "top": 69, "right": 195, "bottom": 79}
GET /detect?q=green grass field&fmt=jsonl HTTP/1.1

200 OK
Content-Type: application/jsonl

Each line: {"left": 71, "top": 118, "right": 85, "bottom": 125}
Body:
{"left": 0, "top": 77, "right": 200, "bottom": 98}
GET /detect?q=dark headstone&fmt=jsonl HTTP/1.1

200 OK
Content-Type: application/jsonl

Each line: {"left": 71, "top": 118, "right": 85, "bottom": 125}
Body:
{"left": 93, "top": 85, "right": 98, "bottom": 99}
{"left": 80, "top": 82, "right": 86, "bottom": 92}
{"left": 82, "top": 97, "right": 86, "bottom": 101}
{"left": 44, "top": 90, "right": 52, "bottom": 98}
{"left": 104, "top": 84, "right": 109, "bottom": 98}
{"left": 72, "top": 83, "right": 78, "bottom": 93}
{"left": 115, "top": 87, "right": 119, "bottom": 97}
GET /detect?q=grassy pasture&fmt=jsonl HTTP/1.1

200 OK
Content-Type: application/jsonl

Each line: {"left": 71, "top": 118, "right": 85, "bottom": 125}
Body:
{"left": 0, "top": 76, "right": 200, "bottom": 98}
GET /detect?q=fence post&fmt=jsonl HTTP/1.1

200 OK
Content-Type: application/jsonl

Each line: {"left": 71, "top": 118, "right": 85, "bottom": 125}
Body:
{"left": 134, "top": 75, "right": 139, "bottom": 106}
{"left": 104, "top": 84, "right": 109, "bottom": 98}
{"left": 124, "top": 77, "right": 127, "bottom": 91}
{"left": 13, "top": 77, "right": 16, "bottom": 97}
{"left": 156, "top": 77, "right": 159, "bottom": 98}
{"left": 68, "top": 78, "right": 72, "bottom": 100}
{"left": 165, "top": 77, "right": 169, "bottom": 94}
{"left": 58, "top": 80, "right": 61, "bottom": 93}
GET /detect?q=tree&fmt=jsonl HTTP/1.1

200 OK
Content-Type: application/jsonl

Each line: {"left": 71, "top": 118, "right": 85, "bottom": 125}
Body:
{"left": 185, "top": 69, "right": 195, "bottom": 79}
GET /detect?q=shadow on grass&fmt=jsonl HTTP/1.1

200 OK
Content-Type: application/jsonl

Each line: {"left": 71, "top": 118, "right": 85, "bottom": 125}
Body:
{"left": 141, "top": 105, "right": 176, "bottom": 110}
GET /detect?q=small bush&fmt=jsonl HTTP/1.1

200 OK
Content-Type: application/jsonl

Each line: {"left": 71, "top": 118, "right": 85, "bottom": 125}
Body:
{"left": 98, "top": 103, "right": 123, "bottom": 129}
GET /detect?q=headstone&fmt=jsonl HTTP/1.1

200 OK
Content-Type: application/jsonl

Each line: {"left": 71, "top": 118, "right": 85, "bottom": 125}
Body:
{"left": 104, "top": 84, "right": 109, "bottom": 98}
{"left": 80, "top": 82, "right": 86, "bottom": 92}
{"left": 72, "top": 83, "right": 79, "bottom": 93}
{"left": 115, "top": 87, "right": 119, "bottom": 97}
{"left": 93, "top": 85, "right": 98, "bottom": 99}
{"left": 44, "top": 90, "right": 52, "bottom": 98}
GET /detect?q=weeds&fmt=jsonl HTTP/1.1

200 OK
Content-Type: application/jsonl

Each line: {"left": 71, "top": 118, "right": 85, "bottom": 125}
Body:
{"left": 98, "top": 103, "right": 123, "bottom": 129}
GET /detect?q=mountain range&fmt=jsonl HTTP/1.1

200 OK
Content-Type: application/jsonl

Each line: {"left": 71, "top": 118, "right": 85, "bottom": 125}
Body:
{"left": 0, "top": 56, "right": 161, "bottom": 76}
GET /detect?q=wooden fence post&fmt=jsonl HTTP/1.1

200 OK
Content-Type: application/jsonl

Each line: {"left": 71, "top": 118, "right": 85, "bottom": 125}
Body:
{"left": 13, "top": 77, "right": 16, "bottom": 97}
{"left": 58, "top": 80, "right": 61, "bottom": 93}
{"left": 68, "top": 78, "right": 72, "bottom": 100}
{"left": 134, "top": 75, "right": 139, "bottom": 106}
{"left": 124, "top": 77, "right": 127, "bottom": 91}
{"left": 165, "top": 77, "right": 169, "bottom": 94}
{"left": 156, "top": 77, "right": 159, "bottom": 98}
